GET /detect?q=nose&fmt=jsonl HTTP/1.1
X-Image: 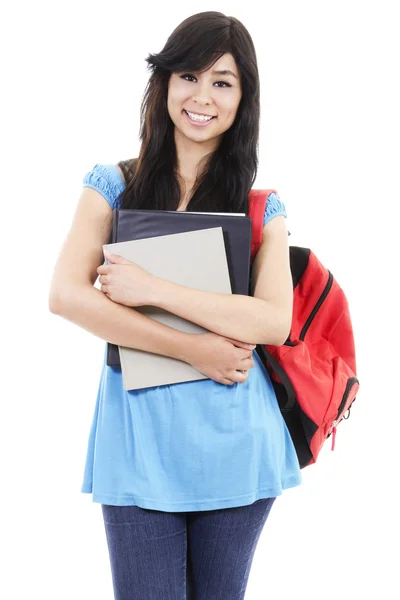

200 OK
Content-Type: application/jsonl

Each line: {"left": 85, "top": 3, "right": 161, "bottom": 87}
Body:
{"left": 191, "top": 79, "right": 213, "bottom": 106}
{"left": 191, "top": 95, "right": 213, "bottom": 111}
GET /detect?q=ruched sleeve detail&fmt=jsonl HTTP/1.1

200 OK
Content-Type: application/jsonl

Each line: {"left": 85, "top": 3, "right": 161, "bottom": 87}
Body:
{"left": 263, "top": 192, "right": 288, "bottom": 227}
{"left": 82, "top": 163, "right": 125, "bottom": 209}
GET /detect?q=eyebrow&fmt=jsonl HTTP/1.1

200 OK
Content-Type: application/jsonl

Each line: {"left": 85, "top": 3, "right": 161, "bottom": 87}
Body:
{"left": 211, "top": 69, "right": 238, "bottom": 80}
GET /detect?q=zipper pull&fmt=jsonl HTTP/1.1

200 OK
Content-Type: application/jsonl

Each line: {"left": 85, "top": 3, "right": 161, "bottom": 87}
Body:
{"left": 331, "top": 422, "right": 337, "bottom": 451}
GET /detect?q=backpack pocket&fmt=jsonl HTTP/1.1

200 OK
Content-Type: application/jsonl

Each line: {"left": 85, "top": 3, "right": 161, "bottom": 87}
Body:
{"left": 259, "top": 342, "right": 360, "bottom": 467}
{"left": 323, "top": 355, "right": 360, "bottom": 437}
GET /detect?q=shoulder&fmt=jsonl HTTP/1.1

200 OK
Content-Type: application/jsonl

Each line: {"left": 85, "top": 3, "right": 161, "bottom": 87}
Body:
{"left": 82, "top": 163, "right": 126, "bottom": 208}
{"left": 263, "top": 192, "right": 288, "bottom": 227}
{"left": 115, "top": 164, "right": 126, "bottom": 184}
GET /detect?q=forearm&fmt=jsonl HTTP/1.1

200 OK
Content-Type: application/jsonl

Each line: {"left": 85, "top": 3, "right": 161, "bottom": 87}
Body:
{"left": 49, "top": 285, "right": 195, "bottom": 362}
{"left": 151, "top": 279, "right": 288, "bottom": 346}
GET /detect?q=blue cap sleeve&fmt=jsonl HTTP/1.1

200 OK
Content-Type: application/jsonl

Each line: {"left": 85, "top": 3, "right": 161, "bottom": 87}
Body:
{"left": 82, "top": 163, "right": 125, "bottom": 209}
{"left": 263, "top": 192, "right": 287, "bottom": 227}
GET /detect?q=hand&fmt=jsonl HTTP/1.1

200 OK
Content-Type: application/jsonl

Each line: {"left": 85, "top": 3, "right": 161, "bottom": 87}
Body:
{"left": 97, "top": 252, "right": 157, "bottom": 307}
{"left": 184, "top": 332, "right": 256, "bottom": 385}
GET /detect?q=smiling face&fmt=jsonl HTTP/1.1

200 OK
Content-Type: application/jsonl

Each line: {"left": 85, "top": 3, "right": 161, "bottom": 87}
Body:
{"left": 167, "top": 53, "right": 242, "bottom": 151}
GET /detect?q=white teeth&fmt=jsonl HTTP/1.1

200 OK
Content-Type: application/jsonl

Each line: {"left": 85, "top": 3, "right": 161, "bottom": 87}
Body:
{"left": 186, "top": 111, "right": 213, "bottom": 122}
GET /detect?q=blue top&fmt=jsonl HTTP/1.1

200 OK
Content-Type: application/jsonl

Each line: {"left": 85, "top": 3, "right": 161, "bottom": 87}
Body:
{"left": 80, "top": 163, "right": 302, "bottom": 511}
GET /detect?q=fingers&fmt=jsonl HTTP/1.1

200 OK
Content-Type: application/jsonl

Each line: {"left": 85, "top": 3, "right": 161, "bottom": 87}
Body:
{"left": 232, "top": 356, "right": 255, "bottom": 383}
{"left": 233, "top": 370, "right": 249, "bottom": 383}
{"left": 239, "top": 357, "right": 255, "bottom": 371}
{"left": 220, "top": 377, "right": 236, "bottom": 386}
{"left": 223, "top": 337, "right": 256, "bottom": 351}
{"left": 224, "top": 370, "right": 249, "bottom": 384}
{"left": 219, "top": 370, "right": 250, "bottom": 385}
{"left": 236, "top": 348, "right": 255, "bottom": 361}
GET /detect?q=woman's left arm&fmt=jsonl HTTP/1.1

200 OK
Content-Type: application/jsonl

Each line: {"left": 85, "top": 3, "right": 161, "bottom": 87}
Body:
{"left": 151, "top": 215, "right": 293, "bottom": 346}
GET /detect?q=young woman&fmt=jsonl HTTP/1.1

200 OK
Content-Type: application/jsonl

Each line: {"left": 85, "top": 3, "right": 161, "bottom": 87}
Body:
{"left": 49, "top": 11, "right": 302, "bottom": 600}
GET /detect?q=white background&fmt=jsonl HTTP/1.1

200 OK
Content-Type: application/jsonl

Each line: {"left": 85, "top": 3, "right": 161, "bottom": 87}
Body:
{"left": 2, "top": 1, "right": 399, "bottom": 598}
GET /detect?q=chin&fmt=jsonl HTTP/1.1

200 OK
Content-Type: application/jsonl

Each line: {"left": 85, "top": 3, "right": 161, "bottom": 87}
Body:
{"left": 178, "top": 123, "right": 213, "bottom": 139}
{"left": 186, "top": 131, "right": 218, "bottom": 144}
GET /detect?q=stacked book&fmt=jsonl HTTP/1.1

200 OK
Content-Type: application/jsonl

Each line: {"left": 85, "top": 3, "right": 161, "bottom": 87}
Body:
{"left": 103, "top": 209, "right": 252, "bottom": 391}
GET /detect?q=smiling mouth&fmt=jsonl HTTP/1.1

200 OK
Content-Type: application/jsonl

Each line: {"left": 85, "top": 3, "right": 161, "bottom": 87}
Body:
{"left": 183, "top": 110, "right": 216, "bottom": 121}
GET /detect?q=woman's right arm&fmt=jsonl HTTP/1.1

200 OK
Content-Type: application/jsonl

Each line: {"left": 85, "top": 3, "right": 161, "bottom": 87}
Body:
{"left": 47, "top": 186, "right": 254, "bottom": 383}
{"left": 48, "top": 186, "right": 196, "bottom": 362}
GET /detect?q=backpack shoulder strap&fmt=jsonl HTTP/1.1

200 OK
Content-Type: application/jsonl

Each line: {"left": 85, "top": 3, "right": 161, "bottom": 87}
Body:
{"left": 248, "top": 189, "right": 277, "bottom": 262}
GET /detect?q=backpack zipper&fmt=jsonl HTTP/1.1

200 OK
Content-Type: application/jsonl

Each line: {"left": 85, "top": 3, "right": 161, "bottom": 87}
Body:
{"left": 299, "top": 271, "right": 333, "bottom": 341}
{"left": 332, "top": 377, "right": 359, "bottom": 426}
{"left": 329, "top": 377, "right": 359, "bottom": 451}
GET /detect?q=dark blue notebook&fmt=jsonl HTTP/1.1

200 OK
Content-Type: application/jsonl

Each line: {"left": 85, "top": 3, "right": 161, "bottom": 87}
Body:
{"left": 106, "top": 209, "right": 252, "bottom": 367}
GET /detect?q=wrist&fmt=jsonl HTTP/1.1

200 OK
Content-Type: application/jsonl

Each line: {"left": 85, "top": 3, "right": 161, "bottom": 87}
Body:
{"left": 147, "top": 276, "right": 166, "bottom": 307}
{"left": 162, "top": 330, "right": 197, "bottom": 364}
{"left": 175, "top": 333, "right": 198, "bottom": 364}
{"left": 145, "top": 278, "right": 198, "bottom": 363}
{"left": 148, "top": 276, "right": 176, "bottom": 310}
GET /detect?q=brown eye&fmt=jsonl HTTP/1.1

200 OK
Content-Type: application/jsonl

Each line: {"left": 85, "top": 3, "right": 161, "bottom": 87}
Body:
{"left": 180, "top": 74, "right": 196, "bottom": 82}
{"left": 180, "top": 74, "right": 231, "bottom": 88}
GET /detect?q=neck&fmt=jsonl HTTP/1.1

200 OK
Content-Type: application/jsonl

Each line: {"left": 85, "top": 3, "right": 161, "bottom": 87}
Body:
{"left": 174, "top": 126, "right": 221, "bottom": 184}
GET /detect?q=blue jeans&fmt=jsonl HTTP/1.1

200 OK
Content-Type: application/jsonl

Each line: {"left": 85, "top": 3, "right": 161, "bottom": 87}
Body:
{"left": 101, "top": 497, "right": 276, "bottom": 600}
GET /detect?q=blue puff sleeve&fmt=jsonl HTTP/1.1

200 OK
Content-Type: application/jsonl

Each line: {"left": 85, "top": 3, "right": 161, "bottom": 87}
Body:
{"left": 82, "top": 163, "right": 125, "bottom": 209}
{"left": 263, "top": 192, "right": 287, "bottom": 227}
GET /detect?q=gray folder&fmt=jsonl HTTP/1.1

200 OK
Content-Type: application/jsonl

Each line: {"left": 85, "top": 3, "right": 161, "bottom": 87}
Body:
{"left": 103, "top": 227, "right": 232, "bottom": 391}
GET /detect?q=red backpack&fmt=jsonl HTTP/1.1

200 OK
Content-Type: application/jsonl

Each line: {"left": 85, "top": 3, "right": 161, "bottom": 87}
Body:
{"left": 248, "top": 189, "right": 360, "bottom": 468}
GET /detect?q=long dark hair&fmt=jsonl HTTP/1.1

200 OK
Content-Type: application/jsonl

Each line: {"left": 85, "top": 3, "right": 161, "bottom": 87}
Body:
{"left": 115, "top": 11, "right": 260, "bottom": 214}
